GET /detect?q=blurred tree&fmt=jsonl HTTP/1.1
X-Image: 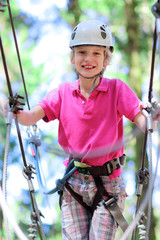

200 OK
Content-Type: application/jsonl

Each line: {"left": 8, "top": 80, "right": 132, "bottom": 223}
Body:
{"left": 0, "top": 0, "right": 159, "bottom": 239}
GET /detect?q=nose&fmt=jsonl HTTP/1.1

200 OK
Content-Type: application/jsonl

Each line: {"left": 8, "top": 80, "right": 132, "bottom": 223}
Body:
{"left": 84, "top": 53, "right": 92, "bottom": 61}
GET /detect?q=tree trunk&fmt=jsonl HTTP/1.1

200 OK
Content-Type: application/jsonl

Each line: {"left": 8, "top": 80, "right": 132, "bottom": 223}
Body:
{"left": 124, "top": 0, "right": 157, "bottom": 239}
{"left": 67, "top": 0, "right": 81, "bottom": 27}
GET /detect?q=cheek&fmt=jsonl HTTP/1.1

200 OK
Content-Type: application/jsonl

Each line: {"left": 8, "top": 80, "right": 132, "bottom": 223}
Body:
{"left": 73, "top": 56, "right": 82, "bottom": 66}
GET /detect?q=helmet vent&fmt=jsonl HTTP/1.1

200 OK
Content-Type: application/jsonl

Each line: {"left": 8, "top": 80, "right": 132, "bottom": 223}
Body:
{"left": 100, "top": 25, "right": 107, "bottom": 39}
{"left": 100, "top": 25, "right": 106, "bottom": 31}
{"left": 101, "top": 32, "right": 106, "bottom": 39}
{"left": 71, "top": 27, "right": 77, "bottom": 40}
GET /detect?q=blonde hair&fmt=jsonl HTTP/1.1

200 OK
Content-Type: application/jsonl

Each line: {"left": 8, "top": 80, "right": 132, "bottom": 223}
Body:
{"left": 104, "top": 47, "right": 113, "bottom": 66}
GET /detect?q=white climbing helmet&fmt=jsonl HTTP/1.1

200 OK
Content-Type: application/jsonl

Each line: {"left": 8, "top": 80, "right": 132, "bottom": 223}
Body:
{"left": 69, "top": 20, "right": 113, "bottom": 50}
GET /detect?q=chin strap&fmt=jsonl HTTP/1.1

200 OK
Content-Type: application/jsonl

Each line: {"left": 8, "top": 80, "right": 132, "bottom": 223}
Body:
{"left": 76, "top": 70, "right": 103, "bottom": 93}
{"left": 88, "top": 75, "right": 99, "bottom": 93}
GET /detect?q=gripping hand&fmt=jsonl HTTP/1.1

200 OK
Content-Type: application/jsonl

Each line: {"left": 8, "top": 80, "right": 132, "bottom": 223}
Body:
{"left": 9, "top": 94, "right": 25, "bottom": 113}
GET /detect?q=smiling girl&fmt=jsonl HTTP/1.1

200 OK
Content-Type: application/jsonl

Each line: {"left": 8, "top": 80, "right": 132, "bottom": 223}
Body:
{"left": 7, "top": 20, "right": 157, "bottom": 240}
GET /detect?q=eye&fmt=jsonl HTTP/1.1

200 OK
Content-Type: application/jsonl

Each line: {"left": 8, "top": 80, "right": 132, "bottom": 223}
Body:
{"left": 78, "top": 51, "right": 85, "bottom": 54}
{"left": 94, "top": 52, "right": 101, "bottom": 55}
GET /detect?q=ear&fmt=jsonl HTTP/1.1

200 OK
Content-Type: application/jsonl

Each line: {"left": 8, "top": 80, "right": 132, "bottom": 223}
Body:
{"left": 70, "top": 51, "right": 75, "bottom": 64}
{"left": 103, "top": 58, "right": 108, "bottom": 68}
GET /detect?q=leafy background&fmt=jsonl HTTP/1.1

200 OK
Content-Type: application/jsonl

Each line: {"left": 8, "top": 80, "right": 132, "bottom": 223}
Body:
{"left": 0, "top": 0, "right": 160, "bottom": 239}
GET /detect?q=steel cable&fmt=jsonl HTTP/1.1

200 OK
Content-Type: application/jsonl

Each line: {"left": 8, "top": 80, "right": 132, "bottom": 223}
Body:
{"left": 119, "top": 147, "right": 159, "bottom": 240}
{"left": 0, "top": 187, "right": 29, "bottom": 240}
{"left": 145, "top": 131, "right": 153, "bottom": 239}
{"left": 2, "top": 118, "right": 12, "bottom": 240}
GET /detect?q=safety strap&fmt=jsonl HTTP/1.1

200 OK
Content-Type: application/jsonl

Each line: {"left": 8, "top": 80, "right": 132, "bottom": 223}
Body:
{"left": 59, "top": 155, "right": 128, "bottom": 232}
{"left": 63, "top": 173, "right": 128, "bottom": 233}
{"left": 104, "top": 200, "right": 129, "bottom": 232}
{"left": 65, "top": 182, "right": 93, "bottom": 214}
{"left": 74, "top": 155, "right": 126, "bottom": 176}
{"left": 93, "top": 175, "right": 129, "bottom": 232}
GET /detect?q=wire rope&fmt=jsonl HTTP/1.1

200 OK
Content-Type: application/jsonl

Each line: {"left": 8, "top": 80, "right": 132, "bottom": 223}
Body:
{"left": 0, "top": 187, "right": 29, "bottom": 240}
{"left": 2, "top": 118, "right": 12, "bottom": 240}
{"left": 145, "top": 131, "right": 153, "bottom": 239}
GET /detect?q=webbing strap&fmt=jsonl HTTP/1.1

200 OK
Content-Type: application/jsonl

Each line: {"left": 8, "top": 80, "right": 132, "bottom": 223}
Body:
{"left": 60, "top": 156, "right": 129, "bottom": 233}
{"left": 65, "top": 182, "right": 93, "bottom": 214}
{"left": 105, "top": 202, "right": 129, "bottom": 232}
{"left": 93, "top": 176, "right": 128, "bottom": 233}
{"left": 65, "top": 181, "right": 129, "bottom": 233}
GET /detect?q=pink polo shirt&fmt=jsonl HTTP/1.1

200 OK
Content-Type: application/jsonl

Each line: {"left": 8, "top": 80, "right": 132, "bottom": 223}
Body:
{"left": 38, "top": 77, "right": 140, "bottom": 178}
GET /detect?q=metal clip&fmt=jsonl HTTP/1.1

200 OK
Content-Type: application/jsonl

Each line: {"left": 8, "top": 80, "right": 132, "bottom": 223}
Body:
{"left": 102, "top": 196, "right": 117, "bottom": 208}
{"left": 105, "top": 161, "right": 113, "bottom": 175}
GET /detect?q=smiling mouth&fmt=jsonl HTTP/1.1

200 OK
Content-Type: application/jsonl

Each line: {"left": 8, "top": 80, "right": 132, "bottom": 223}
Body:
{"left": 82, "top": 65, "right": 96, "bottom": 69}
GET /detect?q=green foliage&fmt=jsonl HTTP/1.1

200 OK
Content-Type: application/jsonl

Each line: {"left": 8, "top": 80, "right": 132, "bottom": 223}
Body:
{"left": 0, "top": 0, "right": 160, "bottom": 239}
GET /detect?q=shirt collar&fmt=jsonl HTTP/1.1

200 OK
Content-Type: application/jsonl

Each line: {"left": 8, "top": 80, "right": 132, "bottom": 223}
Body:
{"left": 72, "top": 77, "right": 109, "bottom": 93}
{"left": 96, "top": 77, "right": 109, "bottom": 92}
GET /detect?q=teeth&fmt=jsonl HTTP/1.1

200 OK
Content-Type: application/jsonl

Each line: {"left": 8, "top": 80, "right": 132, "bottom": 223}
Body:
{"left": 84, "top": 66, "right": 93, "bottom": 69}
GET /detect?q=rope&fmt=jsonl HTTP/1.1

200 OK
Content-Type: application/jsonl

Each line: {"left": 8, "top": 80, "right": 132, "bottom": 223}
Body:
{"left": 6, "top": 0, "right": 30, "bottom": 109}
{"left": 120, "top": 124, "right": 160, "bottom": 240}
{"left": 2, "top": 118, "right": 12, "bottom": 240}
{"left": 0, "top": 187, "right": 29, "bottom": 240}
{"left": 0, "top": 4, "right": 46, "bottom": 239}
{"left": 145, "top": 131, "right": 153, "bottom": 239}
{"left": 119, "top": 157, "right": 158, "bottom": 240}
{"left": 1, "top": 1, "right": 160, "bottom": 240}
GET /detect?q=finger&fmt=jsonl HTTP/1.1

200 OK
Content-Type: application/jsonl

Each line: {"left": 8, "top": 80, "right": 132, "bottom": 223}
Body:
{"left": 16, "top": 94, "right": 24, "bottom": 99}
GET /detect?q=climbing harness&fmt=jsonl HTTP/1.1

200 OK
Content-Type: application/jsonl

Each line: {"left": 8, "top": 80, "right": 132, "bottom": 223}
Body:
{"left": 46, "top": 155, "right": 129, "bottom": 233}
{"left": 0, "top": 1, "right": 46, "bottom": 239}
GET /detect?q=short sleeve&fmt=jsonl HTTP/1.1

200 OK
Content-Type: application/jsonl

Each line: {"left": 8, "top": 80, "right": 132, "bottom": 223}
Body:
{"left": 117, "top": 81, "right": 141, "bottom": 122}
{"left": 37, "top": 87, "right": 61, "bottom": 122}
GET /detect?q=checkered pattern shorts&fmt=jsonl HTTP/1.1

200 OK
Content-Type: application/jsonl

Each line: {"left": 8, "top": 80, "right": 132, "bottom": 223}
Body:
{"left": 61, "top": 173, "right": 127, "bottom": 240}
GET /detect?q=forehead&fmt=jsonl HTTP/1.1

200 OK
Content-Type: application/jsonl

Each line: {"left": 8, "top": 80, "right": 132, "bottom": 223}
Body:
{"left": 74, "top": 45, "right": 105, "bottom": 51}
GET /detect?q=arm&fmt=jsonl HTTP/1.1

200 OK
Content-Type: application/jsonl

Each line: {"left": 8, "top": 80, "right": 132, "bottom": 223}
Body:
{"left": 16, "top": 105, "right": 45, "bottom": 126}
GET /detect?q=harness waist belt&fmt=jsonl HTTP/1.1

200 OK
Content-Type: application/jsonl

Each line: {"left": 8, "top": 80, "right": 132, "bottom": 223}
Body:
{"left": 77, "top": 157, "right": 121, "bottom": 176}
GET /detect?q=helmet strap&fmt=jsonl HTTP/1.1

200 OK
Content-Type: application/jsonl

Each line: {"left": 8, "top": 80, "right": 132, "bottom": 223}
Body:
{"left": 88, "top": 75, "right": 99, "bottom": 93}
{"left": 74, "top": 49, "right": 107, "bottom": 93}
{"left": 75, "top": 67, "right": 104, "bottom": 93}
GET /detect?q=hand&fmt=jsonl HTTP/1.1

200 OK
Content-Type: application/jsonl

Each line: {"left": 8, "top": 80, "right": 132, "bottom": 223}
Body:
{"left": 1, "top": 94, "right": 25, "bottom": 118}
{"left": 9, "top": 94, "right": 25, "bottom": 114}
{"left": 139, "top": 101, "right": 160, "bottom": 121}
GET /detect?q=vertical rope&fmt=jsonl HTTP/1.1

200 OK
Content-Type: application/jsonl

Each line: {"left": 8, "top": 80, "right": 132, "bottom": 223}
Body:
{"left": 2, "top": 123, "right": 12, "bottom": 240}
{"left": 6, "top": 0, "right": 30, "bottom": 110}
{"left": 145, "top": 131, "right": 153, "bottom": 239}
{"left": 0, "top": 187, "right": 29, "bottom": 240}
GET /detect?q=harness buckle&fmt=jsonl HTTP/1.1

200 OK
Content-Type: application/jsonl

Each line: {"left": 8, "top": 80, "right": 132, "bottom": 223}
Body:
{"left": 102, "top": 196, "right": 117, "bottom": 208}
{"left": 105, "top": 161, "right": 114, "bottom": 175}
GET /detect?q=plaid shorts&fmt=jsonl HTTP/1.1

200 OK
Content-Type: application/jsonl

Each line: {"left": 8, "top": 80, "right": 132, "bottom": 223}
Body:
{"left": 61, "top": 173, "right": 127, "bottom": 240}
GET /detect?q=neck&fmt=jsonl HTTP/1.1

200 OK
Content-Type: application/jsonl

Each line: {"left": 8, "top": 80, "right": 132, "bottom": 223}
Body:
{"left": 79, "top": 75, "right": 101, "bottom": 92}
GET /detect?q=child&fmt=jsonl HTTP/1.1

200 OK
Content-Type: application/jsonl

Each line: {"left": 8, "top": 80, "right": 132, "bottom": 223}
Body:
{"left": 5, "top": 20, "right": 157, "bottom": 239}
